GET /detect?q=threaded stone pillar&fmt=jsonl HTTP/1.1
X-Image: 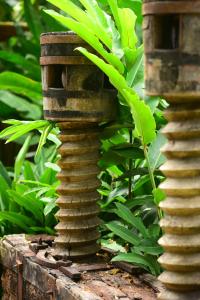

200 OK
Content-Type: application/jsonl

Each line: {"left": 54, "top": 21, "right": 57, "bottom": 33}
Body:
{"left": 40, "top": 32, "right": 116, "bottom": 259}
{"left": 143, "top": 1, "right": 200, "bottom": 299}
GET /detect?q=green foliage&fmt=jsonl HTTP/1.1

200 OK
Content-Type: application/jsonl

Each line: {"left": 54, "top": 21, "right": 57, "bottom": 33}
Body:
{"left": 0, "top": 131, "right": 60, "bottom": 236}
{"left": 106, "top": 203, "right": 162, "bottom": 275}
{"left": 0, "top": 0, "right": 167, "bottom": 276}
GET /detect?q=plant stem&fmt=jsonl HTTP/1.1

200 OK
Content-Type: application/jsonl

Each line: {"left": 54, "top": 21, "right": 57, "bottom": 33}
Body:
{"left": 143, "top": 144, "right": 162, "bottom": 219}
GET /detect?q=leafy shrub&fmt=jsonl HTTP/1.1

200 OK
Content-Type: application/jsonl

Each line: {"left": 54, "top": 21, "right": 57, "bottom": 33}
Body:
{"left": 0, "top": 0, "right": 167, "bottom": 276}
{"left": 0, "top": 120, "right": 60, "bottom": 236}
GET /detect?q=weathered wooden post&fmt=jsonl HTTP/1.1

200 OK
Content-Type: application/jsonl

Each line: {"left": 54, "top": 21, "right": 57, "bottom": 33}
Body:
{"left": 143, "top": 1, "right": 200, "bottom": 299}
{"left": 40, "top": 32, "right": 116, "bottom": 259}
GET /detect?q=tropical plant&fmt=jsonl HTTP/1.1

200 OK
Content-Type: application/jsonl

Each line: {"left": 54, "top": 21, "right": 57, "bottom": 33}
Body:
{"left": 0, "top": 122, "right": 60, "bottom": 236}
{"left": 105, "top": 203, "right": 162, "bottom": 275}
{"left": 0, "top": 0, "right": 168, "bottom": 276}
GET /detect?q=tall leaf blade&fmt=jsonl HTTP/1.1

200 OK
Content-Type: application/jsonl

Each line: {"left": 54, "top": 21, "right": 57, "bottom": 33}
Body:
{"left": 76, "top": 47, "right": 156, "bottom": 145}
{"left": 14, "top": 134, "right": 32, "bottom": 181}
{"left": 44, "top": 10, "right": 124, "bottom": 73}
{"left": 115, "top": 203, "right": 148, "bottom": 237}
{"left": 0, "top": 72, "right": 42, "bottom": 103}
{"left": 106, "top": 221, "right": 140, "bottom": 245}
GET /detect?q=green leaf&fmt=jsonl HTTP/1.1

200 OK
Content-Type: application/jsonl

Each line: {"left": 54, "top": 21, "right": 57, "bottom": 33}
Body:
{"left": 44, "top": 199, "right": 57, "bottom": 216}
{"left": 0, "top": 175, "right": 10, "bottom": 210}
{"left": 115, "top": 203, "right": 148, "bottom": 237}
{"left": 0, "top": 50, "right": 41, "bottom": 80}
{"left": 107, "top": 0, "right": 121, "bottom": 34}
{"left": 44, "top": 10, "right": 124, "bottom": 74}
{"left": 23, "top": 161, "right": 36, "bottom": 181}
{"left": 46, "top": 0, "right": 112, "bottom": 49}
{"left": 118, "top": 8, "right": 137, "bottom": 50}
{"left": 153, "top": 188, "right": 166, "bottom": 205}
{"left": 35, "top": 123, "right": 53, "bottom": 161}
{"left": 0, "top": 90, "right": 41, "bottom": 120}
{"left": 114, "top": 168, "right": 148, "bottom": 181}
{"left": 0, "top": 212, "right": 36, "bottom": 231}
{"left": 77, "top": 46, "right": 127, "bottom": 89}
{"left": 0, "top": 72, "right": 42, "bottom": 103}
{"left": 14, "top": 134, "right": 32, "bottom": 181}
{"left": 106, "top": 221, "right": 140, "bottom": 245}
{"left": 126, "top": 46, "right": 143, "bottom": 86}
{"left": 112, "top": 252, "right": 156, "bottom": 274}
{"left": 0, "top": 120, "right": 48, "bottom": 142}
{"left": 0, "top": 161, "right": 11, "bottom": 186}
{"left": 123, "top": 89, "right": 156, "bottom": 145}
{"left": 24, "top": 0, "right": 44, "bottom": 41}
{"left": 126, "top": 195, "right": 154, "bottom": 209}
{"left": 77, "top": 47, "right": 156, "bottom": 145}
{"left": 8, "top": 190, "right": 44, "bottom": 224}
{"left": 148, "top": 131, "right": 167, "bottom": 172}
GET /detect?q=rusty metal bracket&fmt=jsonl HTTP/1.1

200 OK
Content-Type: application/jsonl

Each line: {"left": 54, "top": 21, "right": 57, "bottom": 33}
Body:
{"left": 33, "top": 249, "right": 72, "bottom": 269}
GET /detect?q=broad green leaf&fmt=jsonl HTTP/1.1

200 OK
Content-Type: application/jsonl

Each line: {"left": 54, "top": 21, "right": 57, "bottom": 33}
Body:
{"left": 101, "top": 239, "right": 126, "bottom": 253}
{"left": 44, "top": 10, "right": 124, "bottom": 73}
{"left": 77, "top": 47, "right": 127, "bottom": 90}
{"left": 45, "top": 162, "right": 61, "bottom": 173}
{"left": 77, "top": 46, "right": 156, "bottom": 146}
{"left": 46, "top": 0, "right": 111, "bottom": 49}
{"left": 126, "top": 46, "right": 143, "bottom": 86}
{"left": 153, "top": 188, "right": 166, "bottom": 205}
{"left": 8, "top": 190, "right": 44, "bottom": 224}
{"left": 112, "top": 252, "right": 156, "bottom": 274}
{"left": 106, "top": 221, "right": 140, "bottom": 245}
{"left": 79, "top": 0, "right": 108, "bottom": 28}
{"left": 0, "top": 90, "right": 41, "bottom": 120}
{"left": 0, "top": 50, "right": 41, "bottom": 80}
{"left": 0, "top": 212, "right": 36, "bottom": 231}
{"left": 0, "top": 72, "right": 42, "bottom": 103}
{"left": 148, "top": 131, "right": 167, "bottom": 172}
{"left": 118, "top": 8, "right": 137, "bottom": 50}
{"left": 115, "top": 203, "right": 148, "bottom": 237}
{"left": 123, "top": 89, "right": 156, "bottom": 145}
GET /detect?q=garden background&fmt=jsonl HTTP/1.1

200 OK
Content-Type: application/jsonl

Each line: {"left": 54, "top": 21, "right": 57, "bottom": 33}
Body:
{"left": 0, "top": 0, "right": 167, "bottom": 277}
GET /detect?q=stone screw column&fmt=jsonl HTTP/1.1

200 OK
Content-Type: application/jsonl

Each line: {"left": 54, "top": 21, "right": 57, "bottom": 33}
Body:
{"left": 40, "top": 32, "right": 116, "bottom": 259}
{"left": 143, "top": 2, "right": 200, "bottom": 299}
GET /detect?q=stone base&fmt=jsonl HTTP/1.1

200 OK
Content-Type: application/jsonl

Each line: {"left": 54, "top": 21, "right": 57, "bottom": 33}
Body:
{"left": 0, "top": 234, "right": 158, "bottom": 300}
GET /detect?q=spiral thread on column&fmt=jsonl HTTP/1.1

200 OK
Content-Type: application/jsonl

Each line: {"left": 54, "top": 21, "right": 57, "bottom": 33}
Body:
{"left": 54, "top": 122, "right": 101, "bottom": 259}
{"left": 158, "top": 102, "right": 200, "bottom": 300}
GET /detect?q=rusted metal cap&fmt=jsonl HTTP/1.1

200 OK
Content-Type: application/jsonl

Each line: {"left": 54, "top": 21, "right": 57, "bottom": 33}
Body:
{"left": 40, "top": 31, "right": 117, "bottom": 122}
{"left": 143, "top": 0, "right": 200, "bottom": 101}
{"left": 40, "top": 31, "right": 92, "bottom": 65}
